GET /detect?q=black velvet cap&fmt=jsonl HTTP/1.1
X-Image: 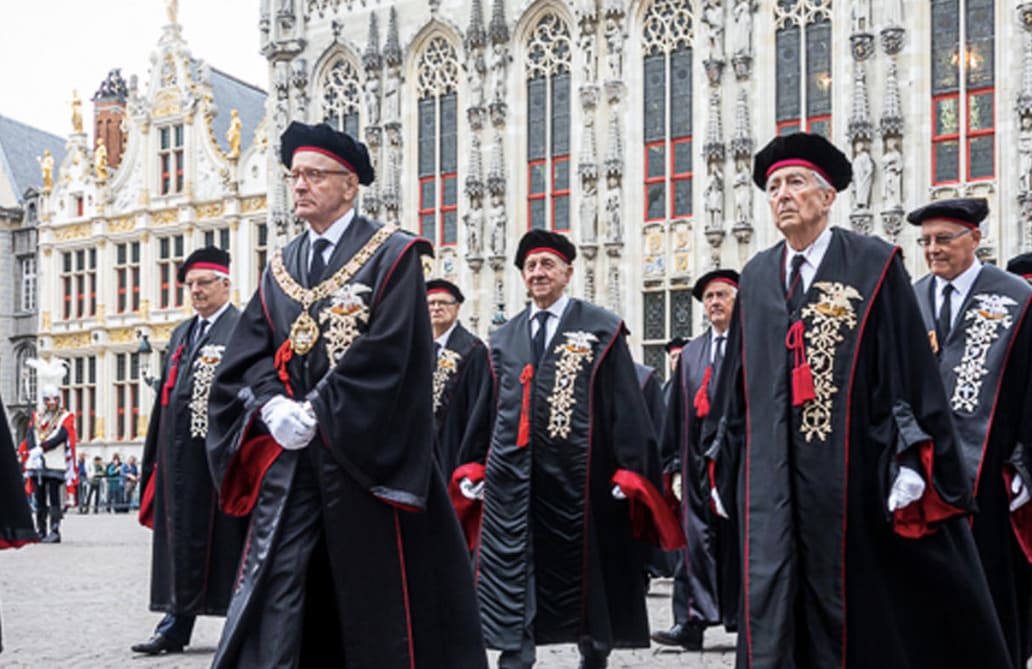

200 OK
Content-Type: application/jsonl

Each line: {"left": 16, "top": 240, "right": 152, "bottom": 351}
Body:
{"left": 178, "top": 246, "right": 230, "bottom": 282}
{"left": 692, "top": 269, "right": 741, "bottom": 302}
{"left": 280, "top": 121, "right": 375, "bottom": 186}
{"left": 906, "top": 197, "right": 989, "bottom": 229}
{"left": 514, "top": 230, "right": 577, "bottom": 269}
{"left": 1006, "top": 252, "right": 1032, "bottom": 280}
{"left": 753, "top": 132, "right": 852, "bottom": 191}
{"left": 426, "top": 279, "right": 465, "bottom": 303}
{"left": 665, "top": 337, "right": 688, "bottom": 353}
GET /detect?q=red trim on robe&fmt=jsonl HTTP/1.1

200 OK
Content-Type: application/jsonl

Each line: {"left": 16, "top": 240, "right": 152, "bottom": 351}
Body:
{"left": 377, "top": 497, "right": 423, "bottom": 513}
{"left": 0, "top": 538, "right": 36, "bottom": 549}
{"left": 449, "top": 462, "right": 486, "bottom": 551}
{"left": 1003, "top": 467, "right": 1032, "bottom": 564}
{"left": 138, "top": 467, "right": 157, "bottom": 528}
{"left": 220, "top": 434, "right": 283, "bottom": 517}
{"left": 892, "top": 441, "right": 967, "bottom": 538}
{"left": 393, "top": 510, "right": 416, "bottom": 669}
{"left": 611, "top": 469, "right": 686, "bottom": 550}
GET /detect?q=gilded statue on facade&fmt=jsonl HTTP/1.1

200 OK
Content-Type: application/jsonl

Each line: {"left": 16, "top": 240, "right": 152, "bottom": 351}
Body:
{"left": 166, "top": 0, "right": 178, "bottom": 25}
{"left": 70, "top": 90, "right": 83, "bottom": 133}
{"left": 37, "top": 150, "right": 54, "bottom": 191}
{"left": 94, "top": 139, "right": 108, "bottom": 182}
{"left": 227, "top": 109, "right": 242, "bottom": 159}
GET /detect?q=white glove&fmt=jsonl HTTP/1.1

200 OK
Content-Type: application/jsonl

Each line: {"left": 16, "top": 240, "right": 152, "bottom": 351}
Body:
{"left": 459, "top": 477, "right": 485, "bottom": 500}
{"left": 672, "top": 473, "right": 683, "bottom": 502}
{"left": 611, "top": 484, "right": 627, "bottom": 500}
{"left": 261, "top": 396, "right": 317, "bottom": 450}
{"left": 710, "top": 487, "right": 729, "bottom": 519}
{"left": 1011, "top": 474, "right": 1031, "bottom": 512}
{"left": 887, "top": 467, "right": 926, "bottom": 512}
{"left": 27, "top": 447, "right": 43, "bottom": 470}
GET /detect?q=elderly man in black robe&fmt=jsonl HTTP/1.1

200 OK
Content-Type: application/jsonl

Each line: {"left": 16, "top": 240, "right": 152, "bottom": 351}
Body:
{"left": 426, "top": 279, "right": 491, "bottom": 478}
{"left": 654, "top": 268, "right": 740, "bottom": 651}
{"left": 1009, "top": 252, "right": 1032, "bottom": 284}
{"left": 455, "top": 229, "right": 684, "bottom": 669}
{"left": 206, "top": 122, "right": 486, "bottom": 669}
{"left": 132, "top": 246, "right": 247, "bottom": 656}
{"left": 705, "top": 132, "right": 1010, "bottom": 668}
{"left": 910, "top": 198, "right": 1032, "bottom": 668}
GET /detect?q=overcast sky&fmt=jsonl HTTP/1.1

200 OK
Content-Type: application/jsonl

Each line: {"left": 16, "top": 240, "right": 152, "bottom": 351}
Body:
{"left": 0, "top": 0, "right": 268, "bottom": 137}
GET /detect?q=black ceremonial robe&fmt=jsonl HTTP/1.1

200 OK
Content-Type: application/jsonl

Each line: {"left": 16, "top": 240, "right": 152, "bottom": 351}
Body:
{"left": 1, "top": 394, "right": 37, "bottom": 653}
{"left": 635, "top": 363, "right": 665, "bottom": 434}
{"left": 663, "top": 328, "right": 739, "bottom": 630}
{"left": 138, "top": 306, "right": 247, "bottom": 617}
{"left": 915, "top": 264, "right": 1032, "bottom": 667}
{"left": 207, "top": 216, "right": 486, "bottom": 669}
{"left": 473, "top": 299, "right": 683, "bottom": 651}
{"left": 706, "top": 227, "right": 1010, "bottom": 669}
{"left": 433, "top": 321, "right": 492, "bottom": 475}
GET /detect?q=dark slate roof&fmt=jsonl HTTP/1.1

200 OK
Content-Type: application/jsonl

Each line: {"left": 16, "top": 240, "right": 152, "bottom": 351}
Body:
{"left": 208, "top": 68, "right": 266, "bottom": 155}
{"left": 0, "top": 115, "right": 66, "bottom": 203}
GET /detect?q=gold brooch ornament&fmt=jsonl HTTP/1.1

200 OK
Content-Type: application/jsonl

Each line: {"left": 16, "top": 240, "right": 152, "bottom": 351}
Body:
{"left": 799, "top": 282, "right": 863, "bottom": 443}
{"left": 189, "top": 344, "right": 225, "bottom": 438}
{"left": 270, "top": 225, "right": 397, "bottom": 355}
{"left": 432, "top": 349, "right": 463, "bottom": 413}
{"left": 546, "top": 331, "right": 599, "bottom": 439}
{"left": 951, "top": 293, "right": 1017, "bottom": 413}
{"left": 319, "top": 283, "right": 371, "bottom": 363}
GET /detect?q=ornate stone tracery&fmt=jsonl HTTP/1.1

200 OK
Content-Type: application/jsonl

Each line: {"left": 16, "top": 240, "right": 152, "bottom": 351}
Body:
{"left": 526, "top": 13, "right": 573, "bottom": 80}
{"left": 416, "top": 36, "right": 460, "bottom": 98}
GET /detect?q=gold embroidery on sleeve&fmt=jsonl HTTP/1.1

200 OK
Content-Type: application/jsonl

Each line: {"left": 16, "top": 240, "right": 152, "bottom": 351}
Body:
{"left": 546, "top": 331, "right": 598, "bottom": 439}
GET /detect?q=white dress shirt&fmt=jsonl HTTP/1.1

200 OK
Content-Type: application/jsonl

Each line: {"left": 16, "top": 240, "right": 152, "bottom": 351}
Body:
{"left": 434, "top": 322, "right": 458, "bottom": 354}
{"left": 709, "top": 327, "right": 728, "bottom": 364}
{"left": 784, "top": 225, "right": 834, "bottom": 293}
{"left": 528, "top": 293, "right": 570, "bottom": 354}
{"left": 307, "top": 209, "right": 355, "bottom": 271}
{"left": 933, "top": 259, "right": 982, "bottom": 331}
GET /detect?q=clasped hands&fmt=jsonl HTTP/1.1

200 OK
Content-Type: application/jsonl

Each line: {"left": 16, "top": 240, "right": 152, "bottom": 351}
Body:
{"left": 261, "top": 396, "right": 317, "bottom": 450}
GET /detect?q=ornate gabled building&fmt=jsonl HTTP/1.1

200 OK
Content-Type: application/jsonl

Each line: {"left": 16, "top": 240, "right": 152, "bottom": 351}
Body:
{"left": 34, "top": 15, "right": 268, "bottom": 457}
{"left": 259, "top": 0, "right": 1030, "bottom": 375}
{"left": 0, "top": 115, "right": 66, "bottom": 434}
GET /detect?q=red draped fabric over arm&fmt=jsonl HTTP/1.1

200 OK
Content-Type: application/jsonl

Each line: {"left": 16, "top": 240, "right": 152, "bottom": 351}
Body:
{"left": 893, "top": 441, "right": 967, "bottom": 538}
{"left": 449, "top": 462, "right": 486, "bottom": 551}
{"left": 612, "top": 469, "right": 686, "bottom": 550}
{"left": 220, "top": 434, "right": 283, "bottom": 517}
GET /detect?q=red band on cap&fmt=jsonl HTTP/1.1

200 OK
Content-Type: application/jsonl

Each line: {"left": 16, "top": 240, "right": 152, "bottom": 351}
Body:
{"left": 187, "top": 262, "right": 229, "bottom": 275}
{"left": 292, "top": 146, "right": 357, "bottom": 175}
{"left": 927, "top": 216, "right": 980, "bottom": 230}
{"left": 525, "top": 246, "right": 570, "bottom": 264}
{"left": 766, "top": 159, "right": 833, "bottom": 188}
{"left": 1024, "top": 274, "right": 1032, "bottom": 281}
{"left": 709, "top": 277, "right": 739, "bottom": 289}
{"left": 427, "top": 287, "right": 452, "bottom": 296}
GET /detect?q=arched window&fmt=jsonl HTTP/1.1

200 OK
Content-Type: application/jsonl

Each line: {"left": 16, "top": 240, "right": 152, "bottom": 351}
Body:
{"left": 321, "top": 58, "right": 361, "bottom": 136}
{"left": 416, "top": 36, "right": 460, "bottom": 247}
{"left": 525, "top": 13, "right": 573, "bottom": 232}
{"left": 931, "top": 0, "right": 994, "bottom": 185}
{"left": 15, "top": 345, "right": 36, "bottom": 404}
{"left": 642, "top": 0, "right": 692, "bottom": 224}
{"left": 774, "top": 0, "right": 832, "bottom": 137}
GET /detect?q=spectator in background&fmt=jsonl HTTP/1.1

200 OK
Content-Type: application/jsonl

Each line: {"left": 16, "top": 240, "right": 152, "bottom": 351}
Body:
{"left": 123, "top": 455, "right": 140, "bottom": 511}
{"left": 85, "top": 456, "right": 104, "bottom": 514}
{"left": 76, "top": 453, "right": 89, "bottom": 512}
{"left": 106, "top": 453, "right": 124, "bottom": 512}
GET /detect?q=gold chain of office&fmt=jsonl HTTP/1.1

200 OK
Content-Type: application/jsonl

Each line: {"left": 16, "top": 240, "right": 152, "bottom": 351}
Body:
{"left": 270, "top": 224, "right": 398, "bottom": 355}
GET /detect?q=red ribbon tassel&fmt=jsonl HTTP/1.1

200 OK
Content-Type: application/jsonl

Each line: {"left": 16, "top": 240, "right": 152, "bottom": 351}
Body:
{"left": 693, "top": 365, "right": 713, "bottom": 418}
{"left": 273, "top": 340, "right": 295, "bottom": 397}
{"left": 785, "top": 320, "right": 816, "bottom": 407}
{"left": 516, "top": 364, "right": 534, "bottom": 447}
{"left": 161, "top": 344, "right": 186, "bottom": 407}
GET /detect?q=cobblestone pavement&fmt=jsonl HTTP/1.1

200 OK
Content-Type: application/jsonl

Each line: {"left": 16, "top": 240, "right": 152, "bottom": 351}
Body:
{"left": 0, "top": 514, "right": 735, "bottom": 668}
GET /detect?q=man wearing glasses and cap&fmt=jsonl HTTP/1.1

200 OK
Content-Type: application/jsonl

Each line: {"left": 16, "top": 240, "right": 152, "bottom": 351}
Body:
{"left": 704, "top": 132, "right": 1009, "bottom": 668}
{"left": 910, "top": 198, "right": 1032, "bottom": 668}
{"left": 132, "top": 246, "right": 247, "bottom": 656}
{"left": 206, "top": 121, "right": 486, "bottom": 668}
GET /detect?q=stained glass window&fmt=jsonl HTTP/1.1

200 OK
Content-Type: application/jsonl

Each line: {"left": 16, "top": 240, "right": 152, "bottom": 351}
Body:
{"left": 416, "top": 37, "right": 460, "bottom": 246}
{"left": 774, "top": 1, "right": 831, "bottom": 137}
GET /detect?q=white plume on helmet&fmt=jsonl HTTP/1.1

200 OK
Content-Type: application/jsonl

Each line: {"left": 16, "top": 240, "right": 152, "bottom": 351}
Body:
{"left": 26, "top": 357, "right": 69, "bottom": 402}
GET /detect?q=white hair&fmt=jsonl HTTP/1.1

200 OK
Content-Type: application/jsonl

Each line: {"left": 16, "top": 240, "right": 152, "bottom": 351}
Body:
{"left": 811, "top": 169, "right": 835, "bottom": 192}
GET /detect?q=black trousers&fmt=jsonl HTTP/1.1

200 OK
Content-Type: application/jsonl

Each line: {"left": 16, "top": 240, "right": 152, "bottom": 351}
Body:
{"left": 32, "top": 476, "right": 63, "bottom": 534}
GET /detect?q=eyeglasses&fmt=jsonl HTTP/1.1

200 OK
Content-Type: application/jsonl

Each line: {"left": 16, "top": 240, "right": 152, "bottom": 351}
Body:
{"left": 916, "top": 229, "right": 972, "bottom": 247}
{"left": 184, "top": 277, "right": 221, "bottom": 289}
{"left": 427, "top": 299, "right": 458, "bottom": 308}
{"left": 284, "top": 167, "right": 350, "bottom": 185}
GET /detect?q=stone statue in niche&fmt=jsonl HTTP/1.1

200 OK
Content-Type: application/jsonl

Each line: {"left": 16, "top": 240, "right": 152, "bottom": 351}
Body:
{"left": 464, "top": 207, "right": 483, "bottom": 256}
{"left": 701, "top": 1, "right": 725, "bottom": 61}
{"left": 1020, "top": 115, "right": 1032, "bottom": 193}
{"left": 468, "top": 51, "right": 487, "bottom": 108}
{"left": 851, "top": 140, "right": 874, "bottom": 210}
{"left": 489, "top": 193, "right": 507, "bottom": 256}
{"left": 604, "top": 174, "right": 622, "bottom": 243}
{"left": 704, "top": 165, "right": 724, "bottom": 229}
{"left": 491, "top": 43, "right": 509, "bottom": 104}
{"left": 882, "top": 136, "right": 903, "bottom": 210}
{"left": 579, "top": 27, "right": 596, "bottom": 82}
{"left": 730, "top": 0, "right": 752, "bottom": 59}
{"left": 733, "top": 161, "right": 751, "bottom": 222}
{"left": 580, "top": 177, "right": 598, "bottom": 243}
{"left": 383, "top": 65, "right": 401, "bottom": 123}
{"left": 850, "top": 0, "right": 871, "bottom": 34}
{"left": 364, "top": 75, "right": 381, "bottom": 126}
{"left": 604, "top": 16, "right": 624, "bottom": 80}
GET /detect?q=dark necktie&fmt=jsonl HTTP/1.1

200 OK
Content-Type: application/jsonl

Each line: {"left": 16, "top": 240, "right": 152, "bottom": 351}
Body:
{"left": 434, "top": 342, "right": 442, "bottom": 359}
{"left": 532, "top": 311, "right": 550, "bottom": 363}
{"left": 309, "top": 238, "right": 331, "bottom": 287}
{"left": 937, "top": 283, "right": 955, "bottom": 344}
{"left": 786, "top": 253, "right": 806, "bottom": 314}
{"left": 193, "top": 318, "right": 210, "bottom": 349}
{"left": 714, "top": 335, "right": 726, "bottom": 367}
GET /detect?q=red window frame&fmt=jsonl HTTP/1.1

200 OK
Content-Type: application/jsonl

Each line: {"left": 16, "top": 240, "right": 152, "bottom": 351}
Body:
{"left": 670, "top": 136, "right": 691, "bottom": 219}
{"left": 965, "top": 86, "right": 995, "bottom": 182}
{"left": 644, "top": 140, "right": 667, "bottom": 223}
{"left": 158, "top": 236, "right": 184, "bottom": 310}
{"left": 932, "top": 93, "right": 961, "bottom": 186}
{"left": 439, "top": 173, "right": 458, "bottom": 246}
{"left": 806, "top": 114, "right": 832, "bottom": 138}
{"left": 551, "top": 157, "right": 570, "bottom": 232}
{"left": 777, "top": 119, "right": 802, "bottom": 136}
{"left": 418, "top": 175, "right": 436, "bottom": 243}
{"left": 527, "top": 159, "right": 547, "bottom": 229}
{"left": 62, "top": 275, "right": 72, "bottom": 320}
